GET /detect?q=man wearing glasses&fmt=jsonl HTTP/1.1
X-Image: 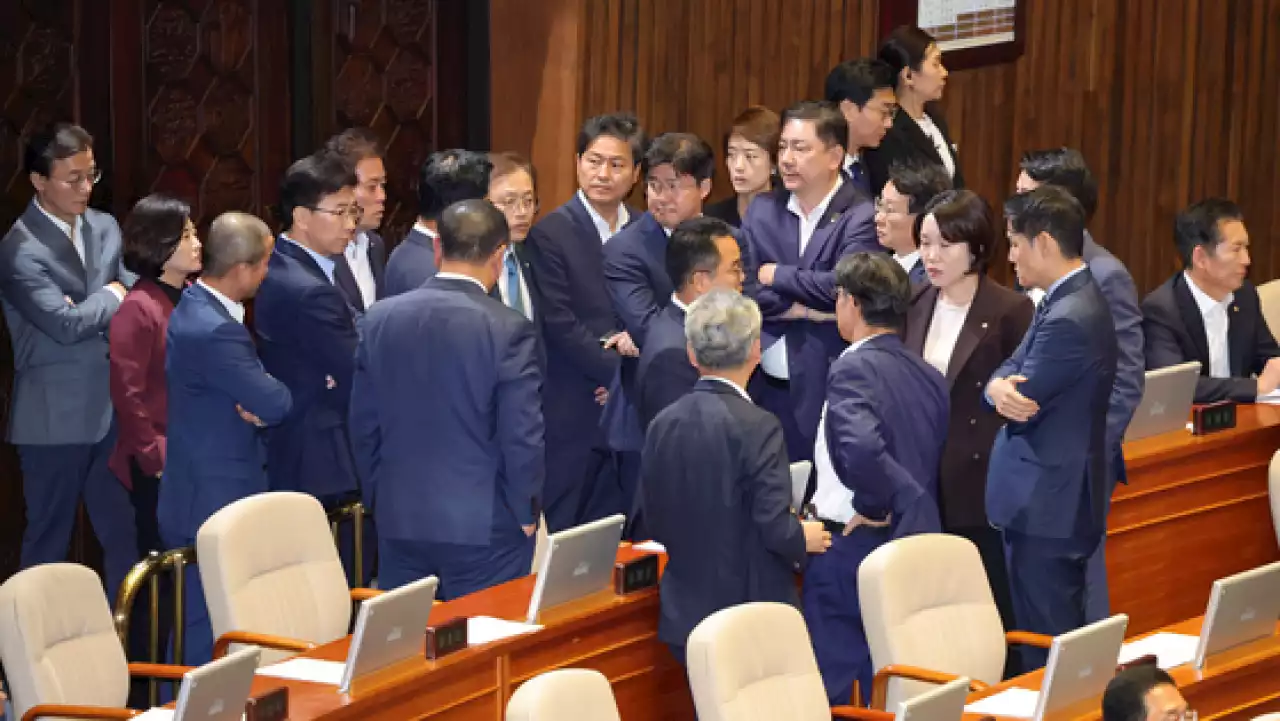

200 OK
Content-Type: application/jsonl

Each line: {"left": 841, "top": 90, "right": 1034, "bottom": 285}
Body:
{"left": 0, "top": 122, "right": 138, "bottom": 604}
{"left": 824, "top": 58, "right": 899, "bottom": 196}
{"left": 1102, "top": 667, "right": 1193, "bottom": 721}
{"left": 875, "top": 160, "right": 953, "bottom": 284}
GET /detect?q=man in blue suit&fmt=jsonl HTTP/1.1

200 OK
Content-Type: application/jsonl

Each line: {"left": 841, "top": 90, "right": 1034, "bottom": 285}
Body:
{"left": 527, "top": 112, "right": 644, "bottom": 532}
{"left": 743, "top": 100, "right": 881, "bottom": 463}
{"left": 383, "top": 150, "right": 491, "bottom": 297}
{"left": 326, "top": 127, "right": 389, "bottom": 310}
{"left": 877, "top": 160, "right": 952, "bottom": 285}
{"left": 802, "top": 253, "right": 948, "bottom": 704}
{"left": 1015, "top": 148, "right": 1144, "bottom": 622}
{"left": 350, "top": 200, "right": 543, "bottom": 597}
{"left": 161, "top": 212, "right": 292, "bottom": 663}
{"left": 824, "top": 58, "right": 897, "bottom": 195}
{"left": 986, "top": 186, "right": 1118, "bottom": 671}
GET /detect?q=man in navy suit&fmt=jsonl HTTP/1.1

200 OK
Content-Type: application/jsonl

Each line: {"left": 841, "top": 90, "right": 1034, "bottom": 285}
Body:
{"left": 876, "top": 160, "right": 951, "bottom": 285}
{"left": 824, "top": 58, "right": 898, "bottom": 195}
{"left": 986, "top": 186, "right": 1117, "bottom": 671}
{"left": 350, "top": 200, "right": 543, "bottom": 597}
{"left": 326, "top": 127, "right": 388, "bottom": 310}
{"left": 160, "top": 212, "right": 292, "bottom": 663}
{"left": 743, "top": 100, "right": 881, "bottom": 463}
{"left": 642, "top": 289, "right": 830, "bottom": 665}
{"left": 527, "top": 112, "right": 644, "bottom": 532}
{"left": 802, "top": 253, "right": 949, "bottom": 704}
{"left": 1015, "top": 148, "right": 1144, "bottom": 623}
{"left": 383, "top": 150, "right": 491, "bottom": 297}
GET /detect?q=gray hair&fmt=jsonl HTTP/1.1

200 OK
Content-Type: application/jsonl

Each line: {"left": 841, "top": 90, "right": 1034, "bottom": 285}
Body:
{"left": 203, "top": 212, "right": 272, "bottom": 278}
{"left": 684, "top": 289, "right": 761, "bottom": 370}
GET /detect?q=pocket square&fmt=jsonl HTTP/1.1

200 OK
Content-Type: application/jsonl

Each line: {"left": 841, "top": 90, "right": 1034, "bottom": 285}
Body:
{"left": 325, "top": 374, "right": 337, "bottom": 390}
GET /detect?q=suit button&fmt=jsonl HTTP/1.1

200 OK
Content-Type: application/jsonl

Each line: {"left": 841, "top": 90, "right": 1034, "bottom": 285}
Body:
{"left": 972, "top": 453, "right": 981, "bottom": 460}
{"left": 975, "top": 381, "right": 982, "bottom": 389}
{"left": 969, "top": 418, "right": 977, "bottom": 425}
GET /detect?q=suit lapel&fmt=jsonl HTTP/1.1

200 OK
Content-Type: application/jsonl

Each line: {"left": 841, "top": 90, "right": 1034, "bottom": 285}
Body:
{"left": 1227, "top": 296, "right": 1249, "bottom": 376}
{"left": 945, "top": 278, "right": 998, "bottom": 388}
{"left": 799, "top": 180, "right": 858, "bottom": 268}
{"left": 21, "top": 201, "right": 88, "bottom": 284}
{"left": 895, "top": 111, "right": 944, "bottom": 165}
{"left": 1172, "top": 275, "right": 1212, "bottom": 369}
{"left": 904, "top": 285, "right": 936, "bottom": 353}
{"left": 79, "top": 214, "right": 99, "bottom": 283}
{"left": 512, "top": 241, "right": 538, "bottom": 321}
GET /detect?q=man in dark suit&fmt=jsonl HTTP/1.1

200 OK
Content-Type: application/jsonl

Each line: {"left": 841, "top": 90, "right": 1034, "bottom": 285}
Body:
{"left": 160, "top": 212, "right": 292, "bottom": 663}
{"left": 1015, "top": 148, "right": 1145, "bottom": 623}
{"left": 1142, "top": 198, "right": 1280, "bottom": 403}
{"left": 486, "top": 152, "right": 544, "bottom": 347}
{"left": 743, "top": 100, "right": 880, "bottom": 463}
{"left": 803, "top": 253, "right": 949, "bottom": 704}
{"left": 641, "top": 288, "right": 830, "bottom": 665}
{"left": 326, "top": 127, "right": 388, "bottom": 309}
{"left": 350, "top": 200, "right": 543, "bottom": 597}
{"left": 0, "top": 123, "right": 137, "bottom": 602}
{"left": 527, "top": 112, "right": 645, "bottom": 532}
{"left": 986, "top": 186, "right": 1117, "bottom": 670}
{"left": 876, "top": 160, "right": 951, "bottom": 284}
{"left": 383, "top": 149, "right": 491, "bottom": 297}
{"left": 824, "top": 58, "right": 898, "bottom": 196}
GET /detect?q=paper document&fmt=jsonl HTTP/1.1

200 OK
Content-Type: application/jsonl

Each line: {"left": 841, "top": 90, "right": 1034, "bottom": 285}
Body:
{"left": 632, "top": 540, "right": 666, "bottom": 553}
{"left": 1118, "top": 632, "right": 1199, "bottom": 670}
{"left": 467, "top": 616, "right": 543, "bottom": 646}
{"left": 132, "top": 711, "right": 246, "bottom": 721}
{"left": 255, "top": 657, "right": 346, "bottom": 685}
{"left": 1257, "top": 390, "right": 1280, "bottom": 404}
{"left": 963, "top": 687, "right": 1039, "bottom": 718}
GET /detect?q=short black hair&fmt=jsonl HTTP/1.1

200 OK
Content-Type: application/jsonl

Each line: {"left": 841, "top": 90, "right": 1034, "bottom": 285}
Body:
{"left": 780, "top": 101, "right": 848, "bottom": 153}
{"left": 667, "top": 217, "right": 735, "bottom": 290}
{"left": 1174, "top": 197, "right": 1245, "bottom": 270}
{"left": 824, "top": 58, "right": 897, "bottom": 109}
{"left": 1102, "top": 666, "right": 1177, "bottom": 721}
{"left": 324, "top": 127, "right": 382, "bottom": 166}
{"left": 577, "top": 112, "right": 647, "bottom": 165}
{"left": 835, "top": 252, "right": 910, "bottom": 331}
{"left": 1004, "top": 185, "right": 1086, "bottom": 259}
{"left": 643, "top": 133, "right": 715, "bottom": 183}
{"left": 888, "top": 160, "right": 953, "bottom": 215}
{"left": 438, "top": 199, "right": 508, "bottom": 263}
{"left": 1020, "top": 148, "right": 1098, "bottom": 221}
{"left": 917, "top": 189, "right": 995, "bottom": 273}
{"left": 279, "top": 151, "right": 357, "bottom": 231}
{"left": 879, "top": 25, "right": 938, "bottom": 84}
{"left": 122, "top": 194, "right": 192, "bottom": 279}
{"left": 418, "top": 149, "right": 493, "bottom": 222}
{"left": 24, "top": 122, "right": 93, "bottom": 177}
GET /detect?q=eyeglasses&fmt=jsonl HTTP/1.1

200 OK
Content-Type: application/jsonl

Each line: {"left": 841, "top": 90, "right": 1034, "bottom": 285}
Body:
{"left": 1163, "top": 709, "right": 1196, "bottom": 721}
{"left": 874, "top": 199, "right": 907, "bottom": 215}
{"left": 309, "top": 205, "right": 363, "bottom": 223}
{"left": 53, "top": 167, "right": 102, "bottom": 188}
{"left": 868, "top": 104, "right": 899, "bottom": 122}
{"left": 491, "top": 196, "right": 538, "bottom": 213}
{"left": 645, "top": 178, "right": 693, "bottom": 196}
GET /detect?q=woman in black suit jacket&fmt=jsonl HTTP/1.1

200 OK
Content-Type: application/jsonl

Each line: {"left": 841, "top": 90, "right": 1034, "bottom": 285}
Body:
{"left": 865, "top": 25, "right": 964, "bottom": 194}
{"left": 704, "top": 106, "right": 779, "bottom": 227}
{"left": 903, "top": 190, "right": 1032, "bottom": 638}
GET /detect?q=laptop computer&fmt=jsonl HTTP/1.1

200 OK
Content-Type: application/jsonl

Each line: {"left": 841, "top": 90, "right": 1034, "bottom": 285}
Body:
{"left": 1034, "top": 614, "right": 1129, "bottom": 721}
{"left": 1124, "top": 361, "right": 1201, "bottom": 442}
{"left": 789, "top": 461, "right": 812, "bottom": 511}
{"left": 896, "top": 676, "right": 970, "bottom": 721}
{"left": 1194, "top": 560, "right": 1280, "bottom": 668}
{"left": 339, "top": 575, "right": 439, "bottom": 693}
{"left": 173, "top": 647, "right": 261, "bottom": 721}
{"left": 527, "top": 514, "right": 626, "bottom": 623}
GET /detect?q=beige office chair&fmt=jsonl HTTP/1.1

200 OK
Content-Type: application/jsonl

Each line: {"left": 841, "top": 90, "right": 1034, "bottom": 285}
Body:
{"left": 1257, "top": 280, "right": 1280, "bottom": 340}
{"left": 197, "top": 491, "right": 382, "bottom": 664}
{"left": 1269, "top": 450, "right": 1280, "bottom": 547}
{"left": 0, "top": 563, "right": 189, "bottom": 721}
{"left": 789, "top": 461, "right": 813, "bottom": 510}
{"left": 505, "top": 668, "right": 621, "bottom": 721}
{"left": 858, "top": 534, "right": 1051, "bottom": 710}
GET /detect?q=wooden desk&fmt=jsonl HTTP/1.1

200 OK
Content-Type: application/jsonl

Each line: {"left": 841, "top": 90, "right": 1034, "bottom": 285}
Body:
{"left": 1114, "top": 405, "right": 1280, "bottom": 634}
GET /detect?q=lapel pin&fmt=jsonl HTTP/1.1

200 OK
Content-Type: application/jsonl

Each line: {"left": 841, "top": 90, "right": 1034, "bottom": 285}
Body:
{"left": 830, "top": 213, "right": 840, "bottom": 224}
{"left": 981, "top": 322, "right": 989, "bottom": 329}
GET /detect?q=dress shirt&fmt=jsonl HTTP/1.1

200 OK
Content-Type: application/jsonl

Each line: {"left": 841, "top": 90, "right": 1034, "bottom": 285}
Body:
{"left": 811, "top": 333, "right": 878, "bottom": 523}
{"left": 435, "top": 271, "right": 488, "bottom": 294}
{"left": 282, "top": 236, "right": 336, "bottom": 284}
{"left": 922, "top": 295, "right": 971, "bottom": 376}
{"left": 196, "top": 279, "right": 245, "bottom": 323}
{"left": 498, "top": 246, "right": 534, "bottom": 321}
{"left": 670, "top": 292, "right": 689, "bottom": 313}
{"left": 413, "top": 220, "right": 438, "bottom": 240}
{"left": 702, "top": 375, "right": 752, "bottom": 403}
{"left": 914, "top": 114, "right": 955, "bottom": 177}
{"left": 577, "top": 189, "right": 629, "bottom": 243}
{"left": 1184, "top": 271, "right": 1233, "bottom": 379}
{"left": 1043, "top": 263, "right": 1087, "bottom": 305}
{"left": 36, "top": 199, "right": 125, "bottom": 302}
{"left": 894, "top": 250, "right": 920, "bottom": 276}
{"left": 346, "top": 231, "right": 378, "bottom": 308}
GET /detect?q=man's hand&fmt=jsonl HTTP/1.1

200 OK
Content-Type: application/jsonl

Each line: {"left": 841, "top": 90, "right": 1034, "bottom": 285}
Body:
{"left": 594, "top": 386, "right": 609, "bottom": 406}
{"left": 1258, "top": 357, "right": 1280, "bottom": 396}
{"left": 842, "top": 513, "right": 891, "bottom": 536}
{"left": 107, "top": 281, "right": 126, "bottom": 296}
{"left": 802, "top": 520, "right": 832, "bottom": 554}
{"left": 781, "top": 303, "right": 807, "bottom": 320}
{"left": 604, "top": 331, "right": 639, "bottom": 357}
{"left": 987, "top": 375, "right": 1040, "bottom": 422}
{"left": 236, "top": 404, "right": 266, "bottom": 427}
{"left": 523, "top": 524, "right": 537, "bottom": 537}
{"left": 758, "top": 263, "right": 778, "bottom": 287}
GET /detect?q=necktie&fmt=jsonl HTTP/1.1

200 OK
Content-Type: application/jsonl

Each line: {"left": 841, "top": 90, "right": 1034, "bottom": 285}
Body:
{"left": 504, "top": 249, "right": 525, "bottom": 317}
{"left": 850, "top": 160, "right": 868, "bottom": 193}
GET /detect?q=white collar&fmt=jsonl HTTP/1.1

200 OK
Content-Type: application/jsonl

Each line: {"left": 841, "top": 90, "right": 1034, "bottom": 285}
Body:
{"left": 894, "top": 250, "right": 920, "bottom": 273}
{"left": 840, "top": 331, "right": 885, "bottom": 359}
{"left": 787, "top": 175, "right": 844, "bottom": 222}
{"left": 349, "top": 230, "right": 370, "bottom": 252}
{"left": 670, "top": 292, "right": 689, "bottom": 312}
{"left": 413, "top": 220, "right": 438, "bottom": 238}
{"left": 34, "top": 198, "right": 83, "bottom": 239}
{"left": 1042, "top": 263, "right": 1088, "bottom": 303}
{"left": 703, "top": 375, "right": 752, "bottom": 403}
{"left": 577, "top": 189, "right": 629, "bottom": 240}
{"left": 843, "top": 153, "right": 860, "bottom": 171}
{"left": 196, "top": 279, "right": 245, "bottom": 323}
{"left": 434, "top": 271, "right": 488, "bottom": 293}
{"left": 1184, "top": 271, "right": 1233, "bottom": 314}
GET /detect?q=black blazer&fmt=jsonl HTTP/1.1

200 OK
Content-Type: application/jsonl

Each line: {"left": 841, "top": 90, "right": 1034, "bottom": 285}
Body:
{"left": 863, "top": 103, "right": 964, "bottom": 195}
{"left": 1141, "top": 273, "right": 1280, "bottom": 403}
{"left": 508, "top": 240, "right": 547, "bottom": 369}
{"left": 904, "top": 277, "right": 1033, "bottom": 529}
{"left": 704, "top": 196, "right": 742, "bottom": 228}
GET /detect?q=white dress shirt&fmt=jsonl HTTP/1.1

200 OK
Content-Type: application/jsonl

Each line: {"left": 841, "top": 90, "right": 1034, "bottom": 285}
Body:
{"left": 434, "top": 271, "right": 488, "bottom": 293}
{"left": 196, "top": 279, "right": 245, "bottom": 324}
{"left": 895, "top": 250, "right": 920, "bottom": 276}
{"left": 670, "top": 292, "right": 689, "bottom": 313}
{"left": 35, "top": 199, "right": 125, "bottom": 302}
{"left": 914, "top": 114, "right": 955, "bottom": 178}
{"left": 413, "top": 220, "right": 438, "bottom": 240}
{"left": 498, "top": 246, "right": 534, "bottom": 322}
{"left": 922, "top": 295, "right": 971, "bottom": 376}
{"left": 1185, "top": 272, "right": 1233, "bottom": 379}
{"left": 346, "top": 231, "right": 378, "bottom": 308}
{"left": 577, "top": 189, "right": 629, "bottom": 243}
{"left": 703, "top": 375, "right": 752, "bottom": 402}
{"left": 811, "top": 333, "right": 881, "bottom": 523}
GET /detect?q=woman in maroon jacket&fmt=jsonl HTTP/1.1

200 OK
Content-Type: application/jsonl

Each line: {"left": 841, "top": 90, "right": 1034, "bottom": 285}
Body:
{"left": 109, "top": 194, "right": 201, "bottom": 555}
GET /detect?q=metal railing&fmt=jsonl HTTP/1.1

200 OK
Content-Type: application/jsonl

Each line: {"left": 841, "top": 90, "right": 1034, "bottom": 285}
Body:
{"left": 112, "top": 546, "right": 197, "bottom": 705}
{"left": 327, "top": 499, "right": 369, "bottom": 588}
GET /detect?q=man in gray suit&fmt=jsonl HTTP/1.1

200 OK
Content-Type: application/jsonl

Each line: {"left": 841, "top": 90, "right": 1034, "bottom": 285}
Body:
{"left": 0, "top": 123, "right": 138, "bottom": 600}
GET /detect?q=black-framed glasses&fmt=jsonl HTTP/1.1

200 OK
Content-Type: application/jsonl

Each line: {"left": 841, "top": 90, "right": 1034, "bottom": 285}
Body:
{"left": 309, "top": 205, "right": 363, "bottom": 223}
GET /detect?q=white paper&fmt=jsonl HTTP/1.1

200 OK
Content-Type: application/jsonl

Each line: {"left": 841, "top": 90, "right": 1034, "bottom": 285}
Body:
{"left": 1118, "top": 632, "right": 1199, "bottom": 670}
{"left": 963, "top": 687, "right": 1039, "bottom": 718}
{"left": 632, "top": 540, "right": 666, "bottom": 553}
{"left": 467, "top": 616, "right": 543, "bottom": 646}
{"left": 1258, "top": 390, "right": 1280, "bottom": 404}
{"left": 255, "top": 657, "right": 346, "bottom": 685}
{"left": 131, "top": 711, "right": 176, "bottom": 721}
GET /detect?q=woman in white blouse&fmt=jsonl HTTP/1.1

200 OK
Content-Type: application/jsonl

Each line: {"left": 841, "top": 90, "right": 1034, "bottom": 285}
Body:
{"left": 903, "top": 189, "right": 1032, "bottom": 642}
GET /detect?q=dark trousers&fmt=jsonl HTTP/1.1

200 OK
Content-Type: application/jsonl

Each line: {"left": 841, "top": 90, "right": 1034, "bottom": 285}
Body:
{"left": 749, "top": 373, "right": 813, "bottom": 463}
{"left": 1002, "top": 528, "right": 1093, "bottom": 671}
{"left": 318, "top": 490, "right": 379, "bottom": 589}
{"left": 543, "top": 435, "right": 614, "bottom": 533}
{"left": 379, "top": 531, "right": 534, "bottom": 600}
{"left": 18, "top": 429, "right": 138, "bottom": 603}
{"left": 580, "top": 450, "right": 640, "bottom": 535}
{"left": 951, "top": 525, "right": 1019, "bottom": 677}
{"left": 1084, "top": 474, "right": 1118, "bottom": 623}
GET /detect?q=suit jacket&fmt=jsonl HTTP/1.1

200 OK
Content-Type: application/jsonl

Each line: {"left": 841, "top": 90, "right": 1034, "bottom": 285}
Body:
{"left": 333, "top": 229, "right": 388, "bottom": 312}
{"left": 704, "top": 196, "right": 742, "bottom": 228}
{"left": 824, "top": 333, "right": 948, "bottom": 537}
{"left": 603, "top": 212, "right": 674, "bottom": 347}
{"left": 0, "top": 201, "right": 137, "bottom": 445}
{"left": 159, "top": 284, "right": 292, "bottom": 543}
{"left": 641, "top": 378, "right": 807, "bottom": 647}
{"left": 109, "top": 278, "right": 179, "bottom": 485}
{"left": 901, "top": 256, "right": 927, "bottom": 286}
{"left": 254, "top": 240, "right": 361, "bottom": 499}
{"left": 349, "top": 275, "right": 544, "bottom": 546}
{"left": 383, "top": 227, "right": 437, "bottom": 297}
{"left": 904, "top": 278, "right": 1033, "bottom": 529}
{"left": 1141, "top": 273, "right": 1280, "bottom": 403}
{"left": 635, "top": 303, "right": 697, "bottom": 428}
{"left": 863, "top": 104, "right": 964, "bottom": 195}
{"left": 986, "top": 269, "right": 1117, "bottom": 548}
{"left": 505, "top": 240, "right": 547, "bottom": 369}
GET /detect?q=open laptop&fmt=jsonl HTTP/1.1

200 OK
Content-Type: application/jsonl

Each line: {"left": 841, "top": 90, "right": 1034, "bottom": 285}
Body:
{"left": 1124, "top": 361, "right": 1201, "bottom": 442}
{"left": 896, "top": 676, "right": 970, "bottom": 721}
{"left": 1194, "top": 560, "right": 1280, "bottom": 668}
{"left": 527, "top": 514, "right": 626, "bottom": 623}
{"left": 173, "top": 647, "right": 261, "bottom": 721}
{"left": 339, "top": 575, "right": 439, "bottom": 693}
{"left": 789, "top": 461, "right": 812, "bottom": 511}
{"left": 1034, "top": 614, "right": 1129, "bottom": 720}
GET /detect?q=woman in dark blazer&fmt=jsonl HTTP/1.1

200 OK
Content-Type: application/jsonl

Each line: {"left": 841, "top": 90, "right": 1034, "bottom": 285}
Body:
{"left": 903, "top": 190, "right": 1032, "bottom": 636}
{"left": 704, "top": 105, "right": 779, "bottom": 227}
{"left": 864, "top": 25, "right": 964, "bottom": 195}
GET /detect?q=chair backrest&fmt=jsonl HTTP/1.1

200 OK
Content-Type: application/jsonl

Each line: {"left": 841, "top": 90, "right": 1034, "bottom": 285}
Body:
{"left": 686, "top": 602, "right": 833, "bottom": 721}
{"left": 1257, "top": 280, "right": 1280, "bottom": 340}
{"left": 505, "top": 668, "right": 621, "bottom": 721}
{"left": 1269, "top": 450, "right": 1280, "bottom": 547}
{"left": 0, "top": 564, "right": 130, "bottom": 719}
{"left": 859, "top": 534, "right": 1007, "bottom": 709}
{"left": 789, "top": 462, "right": 812, "bottom": 510}
{"left": 197, "top": 492, "right": 352, "bottom": 664}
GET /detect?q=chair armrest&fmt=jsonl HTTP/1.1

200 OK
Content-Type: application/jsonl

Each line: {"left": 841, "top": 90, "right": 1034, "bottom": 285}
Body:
{"left": 832, "top": 706, "right": 894, "bottom": 720}
{"left": 870, "top": 665, "right": 989, "bottom": 710}
{"left": 350, "top": 587, "right": 383, "bottom": 602}
{"left": 213, "top": 630, "right": 317, "bottom": 659}
{"left": 23, "top": 704, "right": 140, "bottom": 721}
{"left": 127, "top": 662, "right": 194, "bottom": 680}
{"left": 1005, "top": 631, "right": 1054, "bottom": 648}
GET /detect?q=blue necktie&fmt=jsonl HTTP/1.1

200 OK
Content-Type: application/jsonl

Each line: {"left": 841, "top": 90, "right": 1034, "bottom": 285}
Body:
{"left": 504, "top": 249, "right": 525, "bottom": 317}
{"left": 850, "top": 159, "right": 869, "bottom": 193}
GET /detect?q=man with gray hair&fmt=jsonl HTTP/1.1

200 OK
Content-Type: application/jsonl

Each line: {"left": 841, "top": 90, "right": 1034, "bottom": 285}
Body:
{"left": 639, "top": 288, "right": 830, "bottom": 666}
